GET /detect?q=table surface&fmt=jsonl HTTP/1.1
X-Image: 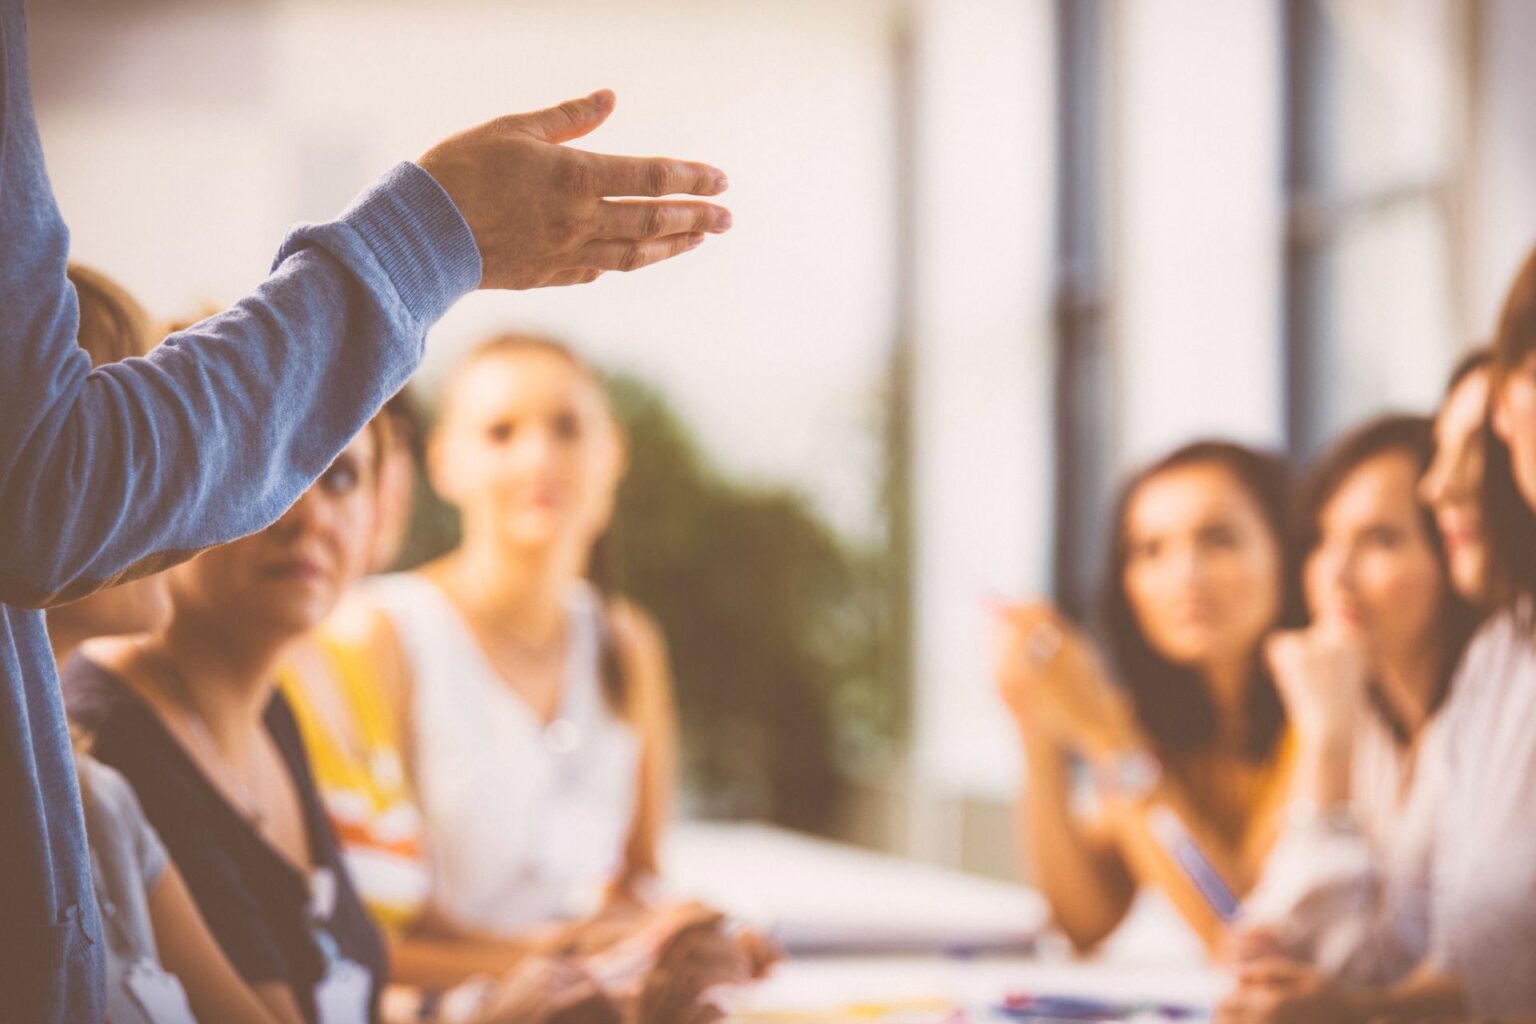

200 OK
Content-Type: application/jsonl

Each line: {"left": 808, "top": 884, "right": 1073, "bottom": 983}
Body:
{"left": 663, "top": 821, "right": 1227, "bottom": 1022}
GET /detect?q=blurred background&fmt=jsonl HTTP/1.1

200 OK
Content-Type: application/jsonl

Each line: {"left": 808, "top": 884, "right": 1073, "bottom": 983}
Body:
{"left": 30, "top": 0, "right": 1536, "bottom": 880}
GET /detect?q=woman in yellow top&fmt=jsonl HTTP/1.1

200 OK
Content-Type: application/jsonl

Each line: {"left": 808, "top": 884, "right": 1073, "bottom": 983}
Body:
{"left": 995, "top": 441, "right": 1299, "bottom": 955}
{"left": 278, "top": 392, "right": 433, "bottom": 934}
{"left": 278, "top": 629, "right": 428, "bottom": 933}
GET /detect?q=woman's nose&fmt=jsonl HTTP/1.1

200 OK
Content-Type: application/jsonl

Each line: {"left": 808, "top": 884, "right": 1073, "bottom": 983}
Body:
{"left": 1335, "top": 551, "right": 1358, "bottom": 590}
{"left": 271, "top": 487, "right": 330, "bottom": 538}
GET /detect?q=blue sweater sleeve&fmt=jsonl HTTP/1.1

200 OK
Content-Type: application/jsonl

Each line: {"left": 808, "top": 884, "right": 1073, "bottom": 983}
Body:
{"left": 0, "top": 15, "right": 480, "bottom": 606}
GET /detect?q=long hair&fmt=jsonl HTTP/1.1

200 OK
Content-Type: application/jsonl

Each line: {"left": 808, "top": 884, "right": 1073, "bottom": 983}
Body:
{"left": 1100, "top": 441, "right": 1300, "bottom": 762}
{"left": 443, "top": 333, "right": 632, "bottom": 715}
{"left": 68, "top": 262, "right": 154, "bottom": 366}
{"left": 1485, "top": 247, "right": 1536, "bottom": 621}
{"left": 1297, "top": 414, "right": 1483, "bottom": 741}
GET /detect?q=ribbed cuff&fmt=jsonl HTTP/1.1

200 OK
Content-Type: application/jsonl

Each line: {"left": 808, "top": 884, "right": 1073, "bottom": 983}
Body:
{"left": 336, "top": 161, "right": 482, "bottom": 326}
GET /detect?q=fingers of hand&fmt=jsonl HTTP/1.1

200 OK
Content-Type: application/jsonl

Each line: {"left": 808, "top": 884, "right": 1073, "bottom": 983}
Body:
{"left": 1237, "top": 956, "right": 1308, "bottom": 986}
{"left": 586, "top": 153, "right": 729, "bottom": 198}
{"left": 577, "top": 234, "right": 706, "bottom": 273}
{"left": 512, "top": 89, "right": 616, "bottom": 145}
{"left": 596, "top": 200, "right": 732, "bottom": 241}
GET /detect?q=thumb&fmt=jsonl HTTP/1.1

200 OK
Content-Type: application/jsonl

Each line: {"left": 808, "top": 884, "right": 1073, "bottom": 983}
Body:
{"left": 516, "top": 89, "right": 616, "bottom": 143}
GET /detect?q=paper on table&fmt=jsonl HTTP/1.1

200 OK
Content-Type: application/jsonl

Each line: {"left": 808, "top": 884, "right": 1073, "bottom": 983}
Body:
{"left": 664, "top": 823, "right": 1048, "bottom": 957}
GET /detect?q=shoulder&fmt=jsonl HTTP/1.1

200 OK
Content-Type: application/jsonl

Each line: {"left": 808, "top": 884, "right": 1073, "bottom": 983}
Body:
{"left": 326, "top": 580, "right": 416, "bottom": 716}
{"left": 326, "top": 584, "right": 409, "bottom": 668}
{"left": 79, "top": 755, "right": 143, "bottom": 829}
{"left": 606, "top": 596, "right": 669, "bottom": 668}
{"left": 1454, "top": 610, "right": 1536, "bottom": 702}
{"left": 1441, "top": 608, "right": 1536, "bottom": 746}
{"left": 602, "top": 596, "right": 674, "bottom": 724}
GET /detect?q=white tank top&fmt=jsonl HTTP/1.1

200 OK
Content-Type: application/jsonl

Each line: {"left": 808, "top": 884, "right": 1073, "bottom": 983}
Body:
{"left": 363, "top": 572, "right": 640, "bottom": 934}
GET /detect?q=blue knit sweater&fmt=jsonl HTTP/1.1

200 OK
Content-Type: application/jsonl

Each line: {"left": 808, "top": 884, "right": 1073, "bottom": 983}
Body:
{"left": 0, "top": 3, "right": 480, "bottom": 1019}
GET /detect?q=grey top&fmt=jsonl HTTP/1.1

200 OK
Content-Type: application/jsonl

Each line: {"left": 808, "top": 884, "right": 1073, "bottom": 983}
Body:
{"left": 1431, "top": 610, "right": 1536, "bottom": 1016}
{"left": 83, "top": 755, "right": 196, "bottom": 1024}
{"left": 82, "top": 755, "right": 169, "bottom": 963}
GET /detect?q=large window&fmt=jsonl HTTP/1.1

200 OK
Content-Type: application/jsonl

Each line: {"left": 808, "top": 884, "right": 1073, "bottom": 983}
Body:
{"left": 1284, "top": 0, "right": 1474, "bottom": 455}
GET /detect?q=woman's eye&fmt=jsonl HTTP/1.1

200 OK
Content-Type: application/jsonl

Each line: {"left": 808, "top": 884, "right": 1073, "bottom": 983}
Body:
{"left": 1363, "top": 526, "right": 1404, "bottom": 549}
{"left": 552, "top": 412, "right": 582, "bottom": 441}
{"left": 322, "top": 463, "right": 359, "bottom": 494}
{"left": 486, "top": 421, "right": 514, "bottom": 444}
{"left": 1198, "top": 524, "right": 1241, "bottom": 550}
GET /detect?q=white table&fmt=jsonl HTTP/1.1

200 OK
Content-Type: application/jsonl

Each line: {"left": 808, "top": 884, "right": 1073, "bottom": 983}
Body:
{"left": 663, "top": 822, "right": 1228, "bottom": 1022}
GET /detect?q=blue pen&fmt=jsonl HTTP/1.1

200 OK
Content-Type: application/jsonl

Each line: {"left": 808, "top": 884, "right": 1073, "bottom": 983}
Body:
{"left": 994, "top": 994, "right": 1203, "bottom": 1020}
{"left": 1146, "top": 806, "right": 1241, "bottom": 923}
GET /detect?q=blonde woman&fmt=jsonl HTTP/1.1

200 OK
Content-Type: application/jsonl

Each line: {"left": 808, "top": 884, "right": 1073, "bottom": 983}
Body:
{"left": 358, "top": 334, "right": 677, "bottom": 940}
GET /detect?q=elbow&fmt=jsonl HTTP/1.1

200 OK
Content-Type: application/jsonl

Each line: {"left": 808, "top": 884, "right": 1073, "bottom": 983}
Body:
{"left": 1041, "top": 893, "right": 1122, "bottom": 953}
{"left": 0, "top": 568, "right": 67, "bottom": 610}
{"left": 1053, "top": 912, "right": 1115, "bottom": 955}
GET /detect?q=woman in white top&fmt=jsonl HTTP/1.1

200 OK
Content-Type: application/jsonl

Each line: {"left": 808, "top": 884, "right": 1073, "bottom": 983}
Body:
{"left": 361, "top": 332, "right": 677, "bottom": 938}
{"left": 1219, "top": 254, "right": 1536, "bottom": 1021}
{"left": 1233, "top": 411, "right": 1482, "bottom": 984}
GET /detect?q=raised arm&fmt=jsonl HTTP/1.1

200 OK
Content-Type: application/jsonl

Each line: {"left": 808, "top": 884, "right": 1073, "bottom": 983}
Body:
{"left": 1, "top": 83, "right": 729, "bottom": 608}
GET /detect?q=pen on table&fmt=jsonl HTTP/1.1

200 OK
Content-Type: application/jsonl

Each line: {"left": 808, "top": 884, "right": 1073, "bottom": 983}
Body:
{"left": 996, "top": 992, "right": 1204, "bottom": 1020}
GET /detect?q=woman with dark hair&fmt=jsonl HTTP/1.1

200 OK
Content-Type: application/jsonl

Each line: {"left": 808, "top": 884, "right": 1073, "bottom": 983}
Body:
{"left": 1422, "top": 350, "right": 1496, "bottom": 605}
{"left": 995, "top": 440, "right": 1299, "bottom": 953}
{"left": 1216, "top": 271, "right": 1536, "bottom": 1023}
{"left": 1233, "top": 414, "right": 1481, "bottom": 985}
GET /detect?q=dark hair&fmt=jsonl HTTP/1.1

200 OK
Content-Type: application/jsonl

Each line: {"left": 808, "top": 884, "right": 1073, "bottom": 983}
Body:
{"left": 1485, "top": 248, "right": 1536, "bottom": 618}
{"left": 382, "top": 388, "right": 425, "bottom": 461}
{"left": 1100, "top": 441, "right": 1300, "bottom": 763}
{"left": 445, "top": 332, "right": 633, "bottom": 715}
{"left": 1446, "top": 347, "right": 1492, "bottom": 397}
{"left": 1298, "top": 414, "right": 1482, "bottom": 741}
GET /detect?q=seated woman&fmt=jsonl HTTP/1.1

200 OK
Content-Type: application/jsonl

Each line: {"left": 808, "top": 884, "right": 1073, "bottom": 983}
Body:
{"left": 349, "top": 333, "right": 677, "bottom": 939}
{"left": 64, "top": 419, "right": 399, "bottom": 1023}
{"left": 1218, "top": 261, "right": 1536, "bottom": 1022}
{"left": 994, "top": 441, "right": 1299, "bottom": 953}
{"left": 274, "top": 391, "right": 436, "bottom": 939}
{"left": 62, "top": 417, "right": 686, "bottom": 1023}
{"left": 1235, "top": 412, "right": 1483, "bottom": 983}
{"left": 49, "top": 264, "right": 279, "bottom": 1024}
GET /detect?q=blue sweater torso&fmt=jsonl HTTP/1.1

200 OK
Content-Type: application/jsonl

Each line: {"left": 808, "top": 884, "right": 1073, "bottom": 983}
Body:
{"left": 0, "top": 3, "right": 480, "bottom": 1019}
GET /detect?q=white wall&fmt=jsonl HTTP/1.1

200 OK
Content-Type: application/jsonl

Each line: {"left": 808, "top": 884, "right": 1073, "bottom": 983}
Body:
{"left": 31, "top": 0, "right": 904, "bottom": 539}
{"left": 1111, "top": 0, "right": 1286, "bottom": 466}
{"left": 1469, "top": 0, "right": 1536, "bottom": 334}
{"left": 907, "top": 0, "right": 1057, "bottom": 815}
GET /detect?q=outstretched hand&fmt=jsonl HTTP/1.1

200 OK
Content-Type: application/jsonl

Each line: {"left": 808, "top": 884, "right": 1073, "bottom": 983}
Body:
{"left": 992, "top": 601, "right": 1139, "bottom": 759}
{"left": 419, "top": 89, "right": 731, "bottom": 290}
